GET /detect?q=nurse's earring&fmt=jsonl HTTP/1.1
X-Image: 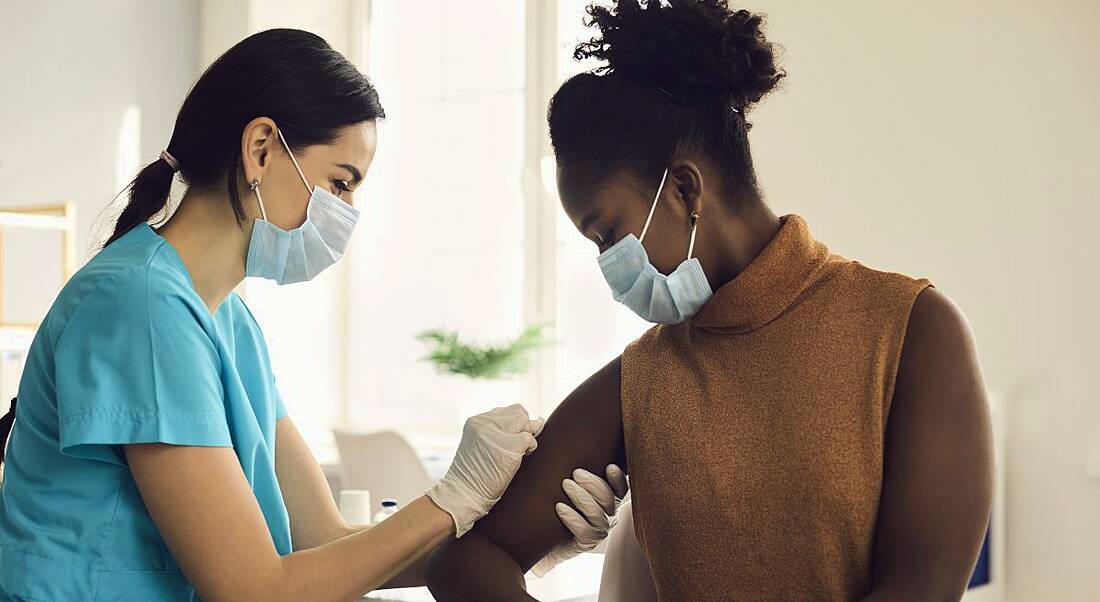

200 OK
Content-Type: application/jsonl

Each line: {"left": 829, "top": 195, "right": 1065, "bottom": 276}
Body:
{"left": 250, "top": 179, "right": 269, "bottom": 221}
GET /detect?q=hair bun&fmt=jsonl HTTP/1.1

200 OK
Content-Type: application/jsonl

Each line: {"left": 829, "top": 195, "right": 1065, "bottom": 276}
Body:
{"left": 576, "top": 0, "right": 785, "bottom": 111}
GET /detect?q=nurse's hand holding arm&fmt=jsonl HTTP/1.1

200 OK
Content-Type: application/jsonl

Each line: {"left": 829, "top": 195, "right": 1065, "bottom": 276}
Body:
{"left": 426, "top": 404, "right": 545, "bottom": 536}
{"left": 272, "top": 409, "right": 627, "bottom": 589}
{"left": 126, "top": 404, "right": 541, "bottom": 601}
{"left": 532, "top": 464, "right": 629, "bottom": 577}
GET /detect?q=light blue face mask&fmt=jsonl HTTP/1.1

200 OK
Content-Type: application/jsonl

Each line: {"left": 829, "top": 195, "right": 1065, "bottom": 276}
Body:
{"left": 246, "top": 129, "right": 361, "bottom": 285}
{"left": 597, "top": 168, "right": 713, "bottom": 324}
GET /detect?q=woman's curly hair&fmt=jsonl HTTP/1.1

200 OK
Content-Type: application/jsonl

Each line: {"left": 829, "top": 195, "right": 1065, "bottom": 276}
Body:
{"left": 549, "top": 0, "right": 785, "bottom": 200}
{"left": 578, "top": 0, "right": 784, "bottom": 110}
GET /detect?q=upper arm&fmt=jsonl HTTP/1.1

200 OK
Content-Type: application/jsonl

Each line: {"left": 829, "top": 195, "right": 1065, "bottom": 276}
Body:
{"left": 472, "top": 355, "right": 627, "bottom": 570}
{"left": 426, "top": 355, "right": 626, "bottom": 593}
{"left": 871, "top": 287, "right": 994, "bottom": 599}
{"left": 125, "top": 442, "right": 283, "bottom": 601}
{"left": 275, "top": 416, "right": 347, "bottom": 550}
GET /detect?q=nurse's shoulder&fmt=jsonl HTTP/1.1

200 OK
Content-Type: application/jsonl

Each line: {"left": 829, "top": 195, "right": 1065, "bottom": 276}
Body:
{"left": 49, "top": 224, "right": 213, "bottom": 349}
{"left": 213, "top": 290, "right": 275, "bottom": 367}
{"left": 49, "top": 224, "right": 233, "bottom": 463}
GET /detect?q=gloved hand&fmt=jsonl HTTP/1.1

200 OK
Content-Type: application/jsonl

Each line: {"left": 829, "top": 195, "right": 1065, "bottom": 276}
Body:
{"left": 532, "top": 464, "right": 629, "bottom": 577}
{"left": 426, "top": 404, "right": 545, "bottom": 537}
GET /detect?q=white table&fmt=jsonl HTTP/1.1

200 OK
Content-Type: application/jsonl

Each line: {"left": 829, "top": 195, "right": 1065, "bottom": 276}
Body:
{"left": 361, "top": 552, "right": 603, "bottom": 601}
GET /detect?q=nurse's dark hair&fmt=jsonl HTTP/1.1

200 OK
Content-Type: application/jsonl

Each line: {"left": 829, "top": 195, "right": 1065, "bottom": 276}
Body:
{"left": 104, "top": 28, "right": 384, "bottom": 247}
{"left": 548, "top": 0, "right": 784, "bottom": 201}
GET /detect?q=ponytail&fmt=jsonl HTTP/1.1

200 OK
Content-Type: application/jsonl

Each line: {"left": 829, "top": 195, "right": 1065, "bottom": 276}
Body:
{"left": 104, "top": 155, "right": 177, "bottom": 246}
{"left": 0, "top": 398, "right": 15, "bottom": 467}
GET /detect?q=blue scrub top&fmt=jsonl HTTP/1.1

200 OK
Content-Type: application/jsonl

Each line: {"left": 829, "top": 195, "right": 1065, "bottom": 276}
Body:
{"left": 0, "top": 224, "right": 292, "bottom": 601}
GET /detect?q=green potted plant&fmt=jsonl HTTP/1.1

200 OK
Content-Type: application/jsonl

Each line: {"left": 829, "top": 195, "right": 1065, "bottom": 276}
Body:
{"left": 416, "top": 324, "right": 551, "bottom": 420}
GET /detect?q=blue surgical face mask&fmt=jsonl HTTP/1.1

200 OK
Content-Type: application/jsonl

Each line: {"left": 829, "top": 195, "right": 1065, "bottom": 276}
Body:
{"left": 245, "top": 129, "right": 361, "bottom": 285}
{"left": 597, "top": 168, "right": 713, "bottom": 324}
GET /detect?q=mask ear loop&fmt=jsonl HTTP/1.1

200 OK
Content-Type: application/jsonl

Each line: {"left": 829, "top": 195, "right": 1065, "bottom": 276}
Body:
{"left": 276, "top": 128, "right": 314, "bottom": 194}
{"left": 639, "top": 168, "right": 670, "bottom": 244}
{"left": 687, "top": 211, "right": 700, "bottom": 260}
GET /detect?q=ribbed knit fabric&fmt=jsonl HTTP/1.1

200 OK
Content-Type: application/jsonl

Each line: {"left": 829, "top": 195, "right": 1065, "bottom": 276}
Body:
{"left": 622, "top": 214, "right": 931, "bottom": 600}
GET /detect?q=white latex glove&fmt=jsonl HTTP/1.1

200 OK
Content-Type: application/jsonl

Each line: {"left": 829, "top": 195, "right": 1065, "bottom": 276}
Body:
{"left": 426, "top": 404, "right": 545, "bottom": 537}
{"left": 532, "top": 464, "right": 629, "bottom": 577}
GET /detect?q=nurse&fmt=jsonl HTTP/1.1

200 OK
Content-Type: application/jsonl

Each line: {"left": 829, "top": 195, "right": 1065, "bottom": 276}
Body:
{"left": 0, "top": 29, "right": 626, "bottom": 601}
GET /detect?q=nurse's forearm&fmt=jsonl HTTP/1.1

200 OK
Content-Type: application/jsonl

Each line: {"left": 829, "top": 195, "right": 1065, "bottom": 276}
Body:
{"left": 275, "top": 495, "right": 453, "bottom": 601}
{"left": 333, "top": 524, "right": 433, "bottom": 589}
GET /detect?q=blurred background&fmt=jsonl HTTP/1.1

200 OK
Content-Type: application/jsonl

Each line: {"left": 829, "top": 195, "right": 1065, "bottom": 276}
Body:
{"left": 1, "top": 1, "right": 1097, "bottom": 600}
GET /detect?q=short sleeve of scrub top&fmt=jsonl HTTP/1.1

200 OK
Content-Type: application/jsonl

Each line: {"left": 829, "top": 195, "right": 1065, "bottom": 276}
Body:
{"left": 0, "top": 224, "right": 292, "bottom": 601}
{"left": 275, "top": 380, "right": 289, "bottom": 420}
{"left": 54, "top": 265, "right": 233, "bottom": 461}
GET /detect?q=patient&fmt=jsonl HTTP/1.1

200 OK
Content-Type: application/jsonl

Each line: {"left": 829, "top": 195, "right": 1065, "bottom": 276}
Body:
{"left": 426, "top": 1, "right": 993, "bottom": 600}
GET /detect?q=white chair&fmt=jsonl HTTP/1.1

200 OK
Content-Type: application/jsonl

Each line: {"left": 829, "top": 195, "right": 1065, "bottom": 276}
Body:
{"left": 332, "top": 429, "right": 435, "bottom": 516}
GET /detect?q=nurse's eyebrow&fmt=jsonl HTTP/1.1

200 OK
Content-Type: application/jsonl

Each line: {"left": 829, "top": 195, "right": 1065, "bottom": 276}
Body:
{"left": 335, "top": 163, "right": 363, "bottom": 184}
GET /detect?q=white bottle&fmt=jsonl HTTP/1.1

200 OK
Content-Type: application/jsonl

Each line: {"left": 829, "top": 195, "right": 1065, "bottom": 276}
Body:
{"left": 373, "top": 499, "right": 399, "bottom": 524}
{"left": 338, "top": 490, "right": 372, "bottom": 526}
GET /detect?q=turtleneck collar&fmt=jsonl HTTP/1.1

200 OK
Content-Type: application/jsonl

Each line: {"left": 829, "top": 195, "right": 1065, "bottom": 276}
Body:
{"left": 690, "top": 214, "right": 830, "bottom": 334}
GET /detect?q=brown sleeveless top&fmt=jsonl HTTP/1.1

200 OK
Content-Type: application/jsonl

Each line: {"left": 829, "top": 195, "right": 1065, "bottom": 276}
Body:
{"left": 621, "top": 214, "right": 931, "bottom": 601}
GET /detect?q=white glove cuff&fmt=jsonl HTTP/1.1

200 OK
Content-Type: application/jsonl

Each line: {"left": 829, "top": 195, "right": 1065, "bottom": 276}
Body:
{"left": 531, "top": 548, "right": 569, "bottom": 578}
{"left": 426, "top": 478, "right": 491, "bottom": 538}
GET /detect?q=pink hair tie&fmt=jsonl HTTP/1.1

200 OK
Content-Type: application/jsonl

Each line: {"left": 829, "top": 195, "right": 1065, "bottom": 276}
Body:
{"left": 160, "top": 149, "right": 180, "bottom": 172}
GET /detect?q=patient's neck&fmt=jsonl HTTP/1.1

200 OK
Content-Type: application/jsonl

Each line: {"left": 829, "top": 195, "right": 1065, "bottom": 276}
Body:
{"left": 696, "top": 200, "right": 782, "bottom": 293}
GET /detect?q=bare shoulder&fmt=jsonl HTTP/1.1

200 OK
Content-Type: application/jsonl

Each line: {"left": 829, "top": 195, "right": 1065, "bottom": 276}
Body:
{"left": 906, "top": 286, "right": 975, "bottom": 349}
{"left": 895, "top": 286, "right": 985, "bottom": 414}
{"left": 570, "top": 354, "right": 622, "bottom": 403}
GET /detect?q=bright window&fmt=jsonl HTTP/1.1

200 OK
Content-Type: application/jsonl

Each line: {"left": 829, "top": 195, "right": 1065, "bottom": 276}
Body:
{"left": 343, "top": 0, "right": 649, "bottom": 445}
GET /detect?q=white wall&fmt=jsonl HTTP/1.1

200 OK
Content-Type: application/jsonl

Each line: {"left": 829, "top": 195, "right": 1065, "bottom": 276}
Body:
{"left": 0, "top": 0, "right": 198, "bottom": 407}
{"left": 748, "top": 1, "right": 1100, "bottom": 599}
{"left": 0, "top": 0, "right": 199, "bottom": 275}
